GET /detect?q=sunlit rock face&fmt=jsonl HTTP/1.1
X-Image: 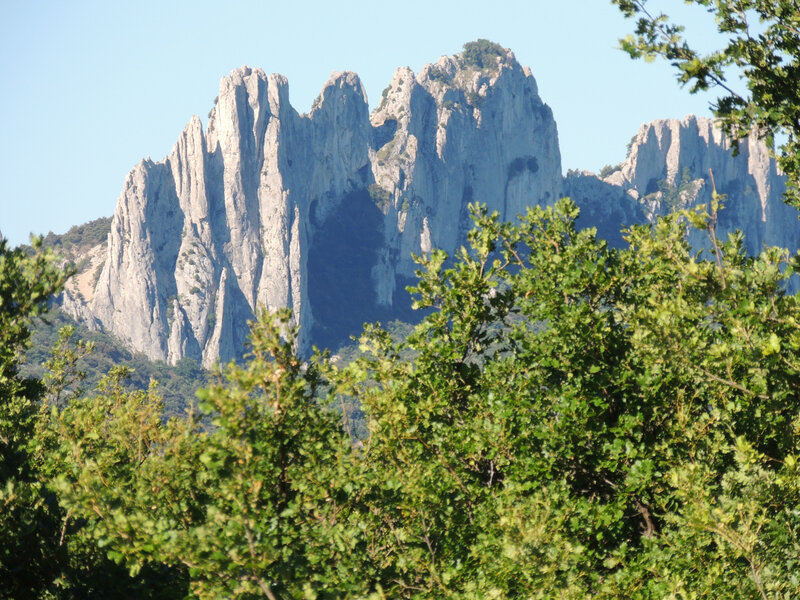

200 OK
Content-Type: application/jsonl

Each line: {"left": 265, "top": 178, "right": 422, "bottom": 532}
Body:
{"left": 75, "top": 45, "right": 563, "bottom": 365}
{"left": 566, "top": 116, "right": 796, "bottom": 255}
{"left": 61, "top": 42, "right": 798, "bottom": 367}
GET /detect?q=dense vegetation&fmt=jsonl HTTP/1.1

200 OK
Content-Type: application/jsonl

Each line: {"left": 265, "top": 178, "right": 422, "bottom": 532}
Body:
{"left": 3, "top": 3, "right": 800, "bottom": 598}
{"left": 40, "top": 217, "right": 112, "bottom": 255}
{"left": 461, "top": 39, "right": 505, "bottom": 71}
{"left": 23, "top": 309, "right": 207, "bottom": 418}
{"left": 3, "top": 193, "right": 800, "bottom": 598}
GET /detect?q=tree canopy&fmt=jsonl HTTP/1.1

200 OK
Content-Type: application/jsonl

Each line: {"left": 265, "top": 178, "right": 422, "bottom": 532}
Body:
{"left": 4, "top": 197, "right": 800, "bottom": 597}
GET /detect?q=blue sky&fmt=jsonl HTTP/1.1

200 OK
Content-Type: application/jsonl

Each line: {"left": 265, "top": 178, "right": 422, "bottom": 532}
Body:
{"left": 0, "top": 0, "right": 722, "bottom": 247}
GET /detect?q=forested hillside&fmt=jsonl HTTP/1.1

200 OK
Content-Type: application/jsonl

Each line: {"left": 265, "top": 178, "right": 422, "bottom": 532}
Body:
{"left": 23, "top": 309, "right": 206, "bottom": 418}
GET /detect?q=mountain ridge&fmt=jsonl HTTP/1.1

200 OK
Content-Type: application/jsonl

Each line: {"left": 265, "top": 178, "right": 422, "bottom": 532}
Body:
{"left": 53, "top": 42, "right": 795, "bottom": 366}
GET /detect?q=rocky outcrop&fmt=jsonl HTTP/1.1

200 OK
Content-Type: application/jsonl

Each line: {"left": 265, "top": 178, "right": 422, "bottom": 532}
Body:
{"left": 566, "top": 116, "right": 797, "bottom": 254}
{"left": 59, "top": 50, "right": 799, "bottom": 368}
{"left": 72, "top": 44, "right": 563, "bottom": 366}
{"left": 368, "top": 52, "right": 561, "bottom": 289}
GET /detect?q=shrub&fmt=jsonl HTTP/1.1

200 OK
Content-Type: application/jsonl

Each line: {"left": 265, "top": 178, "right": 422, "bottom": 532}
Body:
{"left": 462, "top": 39, "right": 505, "bottom": 70}
{"left": 367, "top": 184, "right": 391, "bottom": 203}
{"left": 428, "top": 66, "right": 451, "bottom": 83}
{"left": 467, "top": 91, "right": 484, "bottom": 107}
{"left": 599, "top": 163, "right": 621, "bottom": 178}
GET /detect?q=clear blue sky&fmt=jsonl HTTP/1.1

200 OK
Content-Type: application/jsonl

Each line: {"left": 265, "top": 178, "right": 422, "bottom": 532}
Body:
{"left": 0, "top": 0, "right": 721, "bottom": 247}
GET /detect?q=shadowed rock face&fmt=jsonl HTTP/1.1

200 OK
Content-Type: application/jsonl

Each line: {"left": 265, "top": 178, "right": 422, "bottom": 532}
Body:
{"left": 307, "top": 188, "right": 385, "bottom": 350}
{"left": 69, "top": 47, "right": 564, "bottom": 366}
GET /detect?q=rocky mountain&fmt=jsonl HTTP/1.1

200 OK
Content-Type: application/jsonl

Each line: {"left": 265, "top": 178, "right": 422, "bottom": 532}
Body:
{"left": 61, "top": 41, "right": 562, "bottom": 366}
{"left": 565, "top": 116, "right": 794, "bottom": 254}
{"left": 58, "top": 43, "right": 798, "bottom": 367}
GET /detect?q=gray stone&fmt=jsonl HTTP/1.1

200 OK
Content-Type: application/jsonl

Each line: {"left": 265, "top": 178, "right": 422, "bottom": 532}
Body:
{"left": 64, "top": 47, "right": 562, "bottom": 366}
{"left": 59, "top": 58, "right": 798, "bottom": 367}
{"left": 566, "top": 116, "right": 797, "bottom": 256}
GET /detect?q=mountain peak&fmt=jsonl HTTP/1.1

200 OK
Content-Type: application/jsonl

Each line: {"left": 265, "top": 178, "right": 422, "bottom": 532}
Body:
{"left": 417, "top": 40, "right": 520, "bottom": 92}
{"left": 65, "top": 45, "right": 563, "bottom": 365}
{"left": 59, "top": 45, "right": 792, "bottom": 368}
{"left": 310, "top": 70, "right": 369, "bottom": 115}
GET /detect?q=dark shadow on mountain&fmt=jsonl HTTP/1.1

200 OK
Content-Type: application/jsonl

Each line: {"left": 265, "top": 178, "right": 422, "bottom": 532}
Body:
{"left": 308, "top": 188, "right": 420, "bottom": 351}
{"left": 564, "top": 174, "right": 648, "bottom": 248}
{"left": 372, "top": 118, "right": 398, "bottom": 149}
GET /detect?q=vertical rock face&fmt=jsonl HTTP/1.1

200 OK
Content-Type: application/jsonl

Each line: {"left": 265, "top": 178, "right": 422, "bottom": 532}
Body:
{"left": 62, "top": 53, "right": 798, "bottom": 368}
{"left": 566, "top": 116, "right": 797, "bottom": 254}
{"left": 79, "top": 45, "right": 564, "bottom": 366}
{"left": 368, "top": 51, "right": 561, "bottom": 292}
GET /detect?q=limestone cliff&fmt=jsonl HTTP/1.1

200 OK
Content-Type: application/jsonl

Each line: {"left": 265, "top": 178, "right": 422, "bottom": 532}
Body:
{"left": 59, "top": 50, "right": 799, "bottom": 367}
{"left": 565, "top": 116, "right": 797, "bottom": 254}
{"left": 71, "top": 44, "right": 563, "bottom": 366}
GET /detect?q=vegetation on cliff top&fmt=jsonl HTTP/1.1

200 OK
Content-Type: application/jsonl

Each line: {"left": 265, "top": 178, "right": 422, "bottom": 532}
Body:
{"left": 461, "top": 39, "right": 505, "bottom": 71}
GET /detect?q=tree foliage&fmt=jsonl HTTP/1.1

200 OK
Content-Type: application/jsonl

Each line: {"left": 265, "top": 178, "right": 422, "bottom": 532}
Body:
{"left": 1, "top": 240, "right": 184, "bottom": 598}
{"left": 461, "top": 39, "right": 505, "bottom": 70}
{"left": 45, "top": 310, "right": 367, "bottom": 599}
{"left": 0, "top": 237, "right": 72, "bottom": 598}
{"left": 333, "top": 198, "right": 800, "bottom": 597}
{"left": 4, "top": 198, "right": 800, "bottom": 596}
{"left": 23, "top": 307, "right": 208, "bottom": 418}
{"left": 613, "top": 0, "right": 800, "bottom": 207}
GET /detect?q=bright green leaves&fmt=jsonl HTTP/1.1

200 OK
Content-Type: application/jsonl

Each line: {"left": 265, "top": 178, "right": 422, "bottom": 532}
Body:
{"left": 6, "top": 197, "right": 800, "bottom": 597}
{"left": 47, "top": 310, "right": 365, "bottom": 599}
{"left": 331, "top": 196, "right": 800, "bottom": 597}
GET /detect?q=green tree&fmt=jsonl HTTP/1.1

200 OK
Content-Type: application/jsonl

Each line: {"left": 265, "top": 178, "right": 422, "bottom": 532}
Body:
{"left": 613, "top": 0, "right": 800, "bottom": 207}
{"left": 25, "top": 198, "right": 800, "bottom": 598}
{"left": 462, "top": 39, "right": 506, "bottom": 70}
{"left": 49, "top": 310, "right": 369, "bottom": 599}
{"left": 0, "top": 237, "right": 72, "bottom": 598}
{"left": 332, "top": 198, "right": 800, "bottom": 598}
{"left": 1, "top": 241, "right": 177, "bottom": 598}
